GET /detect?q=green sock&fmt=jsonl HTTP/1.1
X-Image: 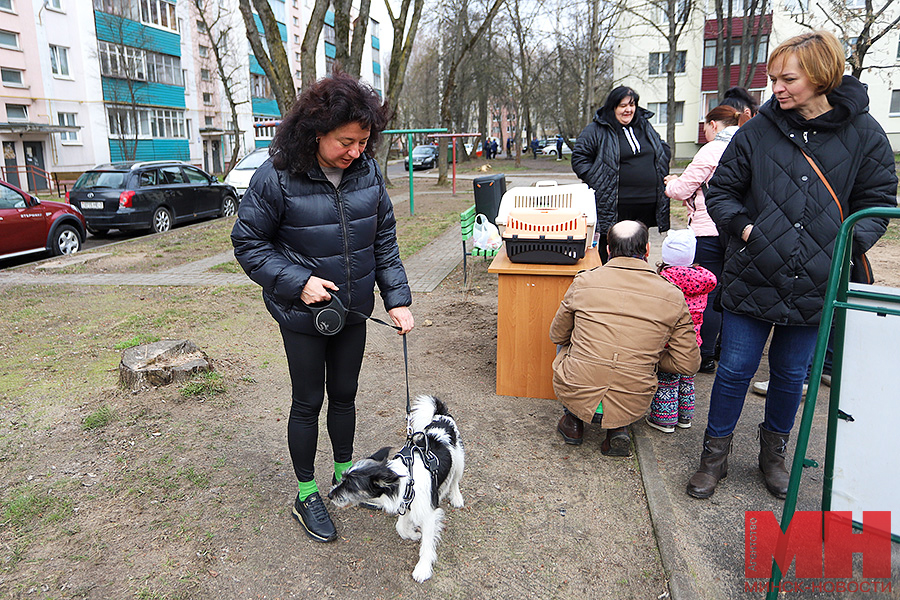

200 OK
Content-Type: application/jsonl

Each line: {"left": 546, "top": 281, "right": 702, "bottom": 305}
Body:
{"left": 334, "top": 461, "right": 352, "bottom": 483}
{"left": 595, "top": 402, "right": 603, "bottom": 415}
{"left": 297, "top": 479, "right": 319, "bottom": 501}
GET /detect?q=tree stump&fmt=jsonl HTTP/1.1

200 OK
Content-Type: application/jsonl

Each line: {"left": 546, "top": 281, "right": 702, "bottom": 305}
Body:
{"left": 119, "top": 340, "right": 212, "bottom": 390}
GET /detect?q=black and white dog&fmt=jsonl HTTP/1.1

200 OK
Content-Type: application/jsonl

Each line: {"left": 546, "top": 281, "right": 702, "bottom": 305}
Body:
{"left": 328, "top": 395, "right": 465, "bottom": 582}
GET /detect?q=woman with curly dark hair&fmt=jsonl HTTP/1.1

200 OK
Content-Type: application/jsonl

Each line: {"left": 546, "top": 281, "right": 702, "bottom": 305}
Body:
{"left": 231, "top": 73, "right": 414, "bottom": 542}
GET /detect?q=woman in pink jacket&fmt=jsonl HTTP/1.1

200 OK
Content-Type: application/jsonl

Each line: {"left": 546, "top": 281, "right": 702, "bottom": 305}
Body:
{"left": 663, "top": 105, "right": 748, "bottom": 373}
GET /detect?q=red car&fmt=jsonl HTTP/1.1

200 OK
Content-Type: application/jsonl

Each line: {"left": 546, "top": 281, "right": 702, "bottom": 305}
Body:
{"left": 0, "top": 179, "right": 86, "bottom": 260}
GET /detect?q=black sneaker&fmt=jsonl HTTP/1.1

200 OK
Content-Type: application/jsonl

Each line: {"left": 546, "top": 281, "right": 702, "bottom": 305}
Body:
{"left": 292, "top": 492, "right": 337, "bottom": 542}
{"left": 698, "top": 357, "right": 717, "bottom": 374}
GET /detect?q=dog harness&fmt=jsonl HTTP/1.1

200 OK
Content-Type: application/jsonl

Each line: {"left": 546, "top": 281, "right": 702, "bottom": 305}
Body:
{"left": 394, "top": 431, "right": 440, "bottom": 515}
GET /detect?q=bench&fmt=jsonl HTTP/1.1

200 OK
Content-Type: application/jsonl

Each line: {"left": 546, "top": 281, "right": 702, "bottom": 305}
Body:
{"left": 460, "top": 204, "right": 499, "bottom": 285}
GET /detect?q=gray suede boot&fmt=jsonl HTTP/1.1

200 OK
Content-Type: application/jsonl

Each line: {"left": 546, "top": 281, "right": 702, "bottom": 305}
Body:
{"left": 686, "top": 432, "right": 733, "bottom": 499}
{"left": 758, "top": 424, "right": 790, "bottom": 499}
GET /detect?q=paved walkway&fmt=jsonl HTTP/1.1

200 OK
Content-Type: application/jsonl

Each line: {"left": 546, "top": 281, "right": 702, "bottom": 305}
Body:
{"left": 0, "top": 229, "right": 461, "bottom": 293}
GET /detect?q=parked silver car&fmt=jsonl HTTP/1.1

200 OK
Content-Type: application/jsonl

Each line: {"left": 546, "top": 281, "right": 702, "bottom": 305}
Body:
{"left": 224, "top": 148, "right": 270, "bottom": 197}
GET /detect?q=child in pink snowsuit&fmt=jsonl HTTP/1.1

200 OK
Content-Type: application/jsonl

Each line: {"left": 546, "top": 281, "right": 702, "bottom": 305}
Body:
{"left": 647, "top": 229, "right": 717, "bottom": 432}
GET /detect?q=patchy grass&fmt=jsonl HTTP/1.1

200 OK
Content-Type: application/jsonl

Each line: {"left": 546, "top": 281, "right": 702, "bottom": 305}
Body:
{"left": 2, "top": 484, "right": 73, "bottom": 531}
{"left": 180, "top": 371, "right": 226, "bottom": 399}
{"left": 395, "top": 210, "right": 461, "bottom": 259}
{"left": 82, "top": 405, "right": 114, "bottom": 430}
{"left": 210, "top": 260, "right": 243, "bottom": 274}
{"left": 114, "top": 333, "right": 161, "bottom": 350}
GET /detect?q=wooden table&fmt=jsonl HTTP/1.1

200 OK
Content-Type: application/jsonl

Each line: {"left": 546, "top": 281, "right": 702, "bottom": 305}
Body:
{"left": 488, "top": 245, "right": 602, "bottom": 399}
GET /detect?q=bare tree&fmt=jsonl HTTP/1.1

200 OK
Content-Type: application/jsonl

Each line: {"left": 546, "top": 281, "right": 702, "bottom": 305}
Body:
{"left": 621, "top": 0, "right": 696, "bottom": 165}
{"left": 301, "top": 0, "right": 331, "bottom": 89}
{"left": 793, "top": 0, "right": 900, "bottom": 79}
{"left": 195, "top": 2, "right": 251, "bottom": 171}
{"left": 238, "top": 0, "right": 295, "bottom": 114}
{"left": 712, "top": 0, "right": 769, "bottom": 96}
{"left": 436, "top": 0, "right": 506, "bottom": 184}
{"left": 331, "top": 0, "right": 373, "bottom": 77}
{"left": 374, "top": 0, "right": 426, "bottom": 183}
{"left": 94, "top": 6, "right": 153, "bottom": 162}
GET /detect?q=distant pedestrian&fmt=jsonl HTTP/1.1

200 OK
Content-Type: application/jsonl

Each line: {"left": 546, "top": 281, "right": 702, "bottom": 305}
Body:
{"left": 490, "top": 138, "right": 498, "bottom": 159}
{"left": 506, "top": 137, "right": 513, "bottom": 157}
{"left": 530, "top": 138, "right": 539, "bottom": 159}
{"left": 555, "top": 134, "right": 563, "bottom": 161}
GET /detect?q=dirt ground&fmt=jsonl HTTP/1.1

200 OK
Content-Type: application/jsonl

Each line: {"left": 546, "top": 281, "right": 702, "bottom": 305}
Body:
{"left": 2, "top": 158, "right": 899, "bottom": 599}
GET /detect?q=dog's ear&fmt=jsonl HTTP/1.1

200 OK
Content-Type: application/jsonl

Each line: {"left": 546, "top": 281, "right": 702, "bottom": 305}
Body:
{"left": 369, "top": 446, "right": 392, "bottom": 463}
{"left": 374, "top": 469, "right": 401, "bottom": 490}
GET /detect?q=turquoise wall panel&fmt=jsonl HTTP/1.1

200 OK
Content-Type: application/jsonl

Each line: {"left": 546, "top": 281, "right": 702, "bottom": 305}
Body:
{"left": 252, "top": 97, "right": 280, "bottom": 117}
{"left": 250, "top": 54, "right": 264, "bottom": 76}
{"left": 325, "top": 11, "right": 334, "bottom": 26}
{"left": 94, "top": 11, "right": 180, "bottom": 56}
{"left": 373, "top": 61, "right": 381, "bottom": 75}
{"left": 102, "top": 78, "right": 186, "bottom": 109}
{"left": 252, "top": 13, "right": 287, "bottom": 42}
{"left": 255, "top": 139, "right": 273, "bottom": 149}
{"left": 108, "top": 139, "right": 190, "bottom": 162}
{"left": 371, "top": 35, "right": 379, "bottom": 50}
{"left": 325, "top": 42, "right": 335, "bottom": 58}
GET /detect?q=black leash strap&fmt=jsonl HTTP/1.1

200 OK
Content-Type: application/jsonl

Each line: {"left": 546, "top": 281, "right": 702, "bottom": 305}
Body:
{"left": 348, "top": 308, "right": 411, "bottom": 418}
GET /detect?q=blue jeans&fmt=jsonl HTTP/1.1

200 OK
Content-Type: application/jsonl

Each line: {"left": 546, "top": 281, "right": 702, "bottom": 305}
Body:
{"left": 706, "top": 311, "right": 818, "bottom": 437}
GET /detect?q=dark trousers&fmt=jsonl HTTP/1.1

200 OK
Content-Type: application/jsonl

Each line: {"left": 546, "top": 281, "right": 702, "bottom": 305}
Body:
{"left": 280, "top": 322, "right": 367, "bottom": 482}
{"left": 694, "top": 235, "right": 725, "bottom": 359}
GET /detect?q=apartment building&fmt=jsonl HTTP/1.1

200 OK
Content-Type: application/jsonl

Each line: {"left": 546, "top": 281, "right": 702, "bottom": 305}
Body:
{"left": 0, "top": 0, "right": 390, "bottom": 193}
{"left": 613, "top": 1, "right": 900, "bottom": 157}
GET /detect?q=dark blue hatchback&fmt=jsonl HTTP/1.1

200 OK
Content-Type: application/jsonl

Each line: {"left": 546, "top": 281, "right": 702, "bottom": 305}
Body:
{"left": 68, "top": 161, "right": 239, "bottom": 235}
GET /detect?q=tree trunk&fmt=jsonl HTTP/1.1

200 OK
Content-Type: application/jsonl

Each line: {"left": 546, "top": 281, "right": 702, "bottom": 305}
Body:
{"left": 239, "top": 0, "right": 294, "bottom": 114}
{"left": 437, "top": 0, "right": 505, "bottom": 185}
{"left": 301, "top": 0, "right": 330, "bottom": 89}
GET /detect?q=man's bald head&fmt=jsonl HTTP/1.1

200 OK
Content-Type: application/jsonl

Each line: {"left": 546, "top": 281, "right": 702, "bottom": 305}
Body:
{"left": 607, "top": 220, "right": 649, "bottom": 259}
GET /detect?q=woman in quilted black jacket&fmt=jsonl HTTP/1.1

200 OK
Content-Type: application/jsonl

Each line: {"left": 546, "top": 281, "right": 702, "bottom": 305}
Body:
{"left": 231, "top": 73, "right": 413, "bottom": 542}
{"left": 687, "top": 31, "right": 897, "bottom": 501}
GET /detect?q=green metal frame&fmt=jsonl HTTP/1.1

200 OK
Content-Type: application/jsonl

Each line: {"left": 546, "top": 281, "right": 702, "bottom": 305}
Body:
{"left": 383, "top": 128, "right": 447, "bottom": 215}
{"left": 766, "top": 207, "right": 900, "bottom": 599}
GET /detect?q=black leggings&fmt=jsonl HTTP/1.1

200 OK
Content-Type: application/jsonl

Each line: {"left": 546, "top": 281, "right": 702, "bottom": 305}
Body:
{"left": 280, "top": 322, "right": 367, "bottom": 483}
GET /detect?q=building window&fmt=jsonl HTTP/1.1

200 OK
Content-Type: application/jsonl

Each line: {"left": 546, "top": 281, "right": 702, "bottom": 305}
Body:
{"left": 703, "top": 36, "right": 768, "bottom": 67}
{"left": 655, "top": 0, "right": 688, "bottom": 23}
{"left": 99, "top": 41, "right": 146, "bottom": 80}
{"left": 647, "top": 101, "right": 684, "bottom": 125}
{"left": 6, "top": 104, "right": 28, "bottom": 120}
{"left": 50, "top": 45, "right": 70, "bottom": 77}
{"left": 107, "top": 105, "right": 186, "bottom": 138}
{"left": 649, "top": 51, "right": 686, "bottom": 76}
{"left": 204, "top": 116, "right": 214, "bottom": 126}
{"left": 47, "top": 0, "right": 63, "bottom": 11}
{"left": 199, "top": 45, "right": 209, "bottom": 58}
{"left": 890, "top": 90, "right": 900, "bottom": 115}
{"left": 0, "top": 29, "right": 19, "bottom": 50}
{"left": 324, "top": 23, "right": 335, "bottom": 45}
{"left": 145, "top": 51, "right": 182, "bottom": 85}
{"left": 295, "top": 51, "right": 301, "bottom": 61}
{"left": 325, "top": 55, "right": 334, "bottom": 75}
{"left": 846, "top": 0, "right": 865, "bottom": 7}
{"left": 140, "top": 0, "right": 177, "bottom": 31}
{"left": 372, "top": 46, "right": 379, "bottom": 62}
{"left": 370, "top": 18, "right": 379, "bottom": 38}
{"left": 1, "top": 67, "right": 24, "bottom": 86}
{"left": 254, "top": 116, "right": 277, "bottom": 138}
{"left": 294, "top": 34, "right": 300, "bottom": 44}
{"left": 293, "top": 16, "right": 299, "bottom": 26}
{"left": 197, "top": 20, "right": 207, "bottom": 33}
{"left": 251, "top": 73, "right": 273, "bottom": 98}
{"left": 201, "top": 68, "right": 211, "bottom": 81}
{"left": 203, "top": 92, "right": 213, "bottom": 105}
{"left": 58, "top": 112, "right": 79, "bottom": 142}
{"left": 373, "top": 71, "right": 382, "bottom": 94}
{"left": 0, "top": 0, "right": 12, "bottom": 12}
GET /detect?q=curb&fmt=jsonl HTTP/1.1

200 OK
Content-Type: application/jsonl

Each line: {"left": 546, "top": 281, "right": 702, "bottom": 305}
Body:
{"left": 633, "top": 425, "right": 701, "bottom": 600}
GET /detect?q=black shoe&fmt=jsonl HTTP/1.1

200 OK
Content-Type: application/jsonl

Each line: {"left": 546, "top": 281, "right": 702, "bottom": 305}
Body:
{"left": 698, "top": 357, "right": 717, "bottom": 374}
{"left": 292, "top": 492, "right": 337, "bottom": 542}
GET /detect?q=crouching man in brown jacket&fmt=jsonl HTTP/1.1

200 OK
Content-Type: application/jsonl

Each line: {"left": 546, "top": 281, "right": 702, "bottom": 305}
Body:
{"left": 550, "top": 221, "right": 700, "bottom": 456}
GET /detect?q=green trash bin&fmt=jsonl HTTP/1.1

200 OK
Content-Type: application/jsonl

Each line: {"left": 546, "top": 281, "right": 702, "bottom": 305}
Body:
{"left": 473, "top": 173, "right": 506, "bottom": 225}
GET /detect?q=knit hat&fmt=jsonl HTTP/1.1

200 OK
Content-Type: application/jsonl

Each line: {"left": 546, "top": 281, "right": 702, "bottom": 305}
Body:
{"left": 662, "top": 229, "right": 696, "bottom": 266}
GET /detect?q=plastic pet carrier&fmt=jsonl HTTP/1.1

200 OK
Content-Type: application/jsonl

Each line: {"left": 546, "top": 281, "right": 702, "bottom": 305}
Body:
{"left": 495, "top": 181, "right": 597, "bottom": 265}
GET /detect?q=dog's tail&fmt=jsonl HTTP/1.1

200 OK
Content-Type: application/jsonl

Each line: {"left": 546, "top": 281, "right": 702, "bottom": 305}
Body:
{"left": 409, "top": 394, "right": 449, "bottom": 431}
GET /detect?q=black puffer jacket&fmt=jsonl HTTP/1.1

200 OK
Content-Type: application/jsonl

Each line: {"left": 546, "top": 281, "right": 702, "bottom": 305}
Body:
{"left": 706, "top": 76, "right": 897, "bottom": 326}
{"left": 231, "top": 154, "right": 411, "bottom": 335}
{"left": 571, "top": 107, "right": 671, "bottom": 235}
